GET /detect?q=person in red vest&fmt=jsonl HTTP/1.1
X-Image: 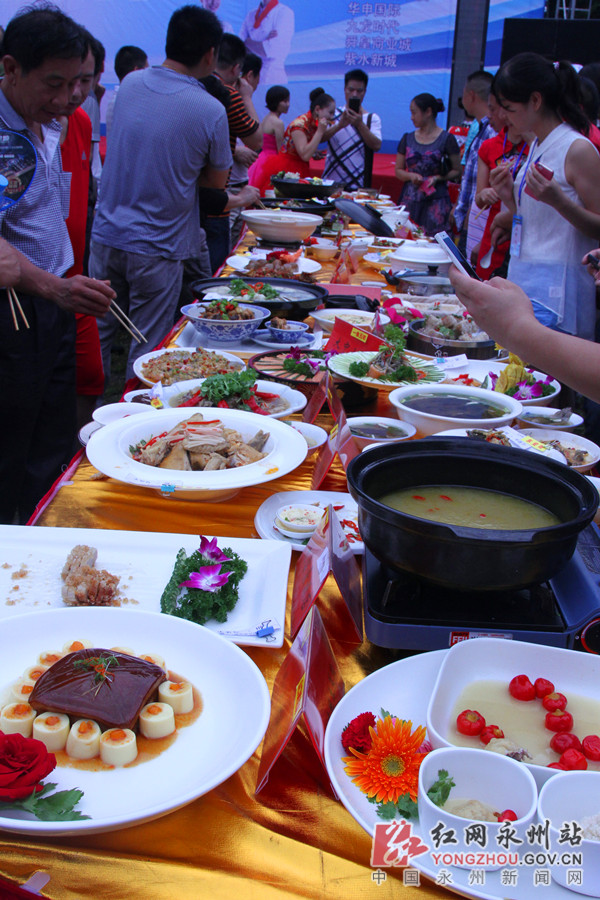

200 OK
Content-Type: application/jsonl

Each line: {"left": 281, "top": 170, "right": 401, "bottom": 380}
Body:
{"left": 58, "top": 31, "right": 105, "bottom": 430}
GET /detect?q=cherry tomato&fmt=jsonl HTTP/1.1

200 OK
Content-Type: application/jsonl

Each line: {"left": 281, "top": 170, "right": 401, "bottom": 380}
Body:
{"left": 550, "top": 732, "right": 581, "bottom": 754}
{"left": 509, "top": 674, "right": 536, "bottom": 701}
{"left": 542, "top": 692, "right": 567, "bottom": 712}
{"left": 559, "top": 749, "right": 587, "bottom": 770}
{"left": 547, "top": 762, "right": 567, "bottom": 770}
{"left": 496, "top": 809, "right": 518, "bottom": 822}
{"left": 480, "top": 725, "right": 505, "bottom": 745}
{"left": 534, "top": 677, "right": 555, "bottom": 699}
{"left": 545, "top": 709, "right": 574, "bottom": 733}
{"left": 456, "top": 709, "right": 486, "bottom": 736}
{"left": 581, "top": 735, "right": 600, "bottom": 761}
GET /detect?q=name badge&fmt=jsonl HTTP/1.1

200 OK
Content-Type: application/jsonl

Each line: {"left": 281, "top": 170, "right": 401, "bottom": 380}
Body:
{"left": 511, "top": 214, "right": 523, "bottom": 259}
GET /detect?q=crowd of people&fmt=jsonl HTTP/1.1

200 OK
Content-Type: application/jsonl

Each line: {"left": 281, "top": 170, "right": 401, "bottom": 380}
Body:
{"left": 2, "top": 2, "right": 600, "bottom": 528}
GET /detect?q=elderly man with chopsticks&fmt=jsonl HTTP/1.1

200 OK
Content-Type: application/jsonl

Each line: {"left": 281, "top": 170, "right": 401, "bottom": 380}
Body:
{"left": 0, "top": 7, "right": 115, "bottom": 525}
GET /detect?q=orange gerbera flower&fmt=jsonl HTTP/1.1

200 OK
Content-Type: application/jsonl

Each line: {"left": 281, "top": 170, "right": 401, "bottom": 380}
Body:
{"left": 343, "top": 717, "right": 427, "bottom": 804}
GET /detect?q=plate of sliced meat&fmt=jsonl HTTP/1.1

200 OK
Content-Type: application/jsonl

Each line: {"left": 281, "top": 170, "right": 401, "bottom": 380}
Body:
{"left": 85, "top": 407, "right": 308, "bottom": 500}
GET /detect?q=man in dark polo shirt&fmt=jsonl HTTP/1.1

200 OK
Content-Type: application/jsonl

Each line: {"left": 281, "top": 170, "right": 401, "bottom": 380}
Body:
{"left": 0, "top": 7, "right": 114, "bottom": 524}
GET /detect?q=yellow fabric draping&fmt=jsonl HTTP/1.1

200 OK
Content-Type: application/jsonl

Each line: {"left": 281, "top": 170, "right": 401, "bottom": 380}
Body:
{"left": 0, "top": 234, "right": 454, "bottom": 900}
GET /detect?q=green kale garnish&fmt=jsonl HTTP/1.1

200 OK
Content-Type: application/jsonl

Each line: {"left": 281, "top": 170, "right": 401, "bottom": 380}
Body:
{"left": 349, "top": 360, "right": 370, "bottom": 377}
{"left": 160, "top": 546, "right": 248, "bottom": 625}
{"left": 199, "top": 370, "right": 257, "bottom": 404}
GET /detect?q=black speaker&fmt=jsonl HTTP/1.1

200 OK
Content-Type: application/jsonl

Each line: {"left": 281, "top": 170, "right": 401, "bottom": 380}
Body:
{"left": 501, "top": 18, "right": 600, "bottom": 66}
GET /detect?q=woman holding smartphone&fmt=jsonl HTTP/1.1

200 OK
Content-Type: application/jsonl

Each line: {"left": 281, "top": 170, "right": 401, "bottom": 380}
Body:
{"left": 394, "top": 93, "right": 461, "bottom": 235}
{"left": 489, "top": 53, "right": 600, "bottom": 339}
{"left": 250, "top": 87, "right": 336, "bottom": 195}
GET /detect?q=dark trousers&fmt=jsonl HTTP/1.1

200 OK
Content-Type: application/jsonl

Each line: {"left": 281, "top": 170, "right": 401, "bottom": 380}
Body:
{"left": 0, "top": 295, "right": 77, "bottom": 523}
{"left": 202, "top": 214, "right": 231, "bottom": 274}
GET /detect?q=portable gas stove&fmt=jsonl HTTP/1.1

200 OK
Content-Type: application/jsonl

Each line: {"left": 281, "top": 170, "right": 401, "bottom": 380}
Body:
{"left": 363, "top": 522, "right": 600, "bottom": 653}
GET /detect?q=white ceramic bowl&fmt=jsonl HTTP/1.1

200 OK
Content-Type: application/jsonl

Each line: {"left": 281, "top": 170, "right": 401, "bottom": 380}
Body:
{"left": 240, "top": 210, "right": 322, "bottom": 243}
{"left": 516, "top": 406, "right": 584, "bottom": 431}
{"left": 418, "top": 747, "right": 538, "bottom": 870}
{"left": 92, "top": 402, "right": 159, "bottom": 425}
{"left": 285, "top": 420, "right": 327, "bottom": 455}
{"left": 519, "top": 429, "right": 600, "bottom": 473}
{"left": 347, "top": 416, "right": 416, "bottom": 450}
{"left": 388, "top": 383, "right": 522, "bottom": 437}
{"left": 274, "top": 502, "right": 324, "bottom": 536}
{"left": 537, "top": 771, "right": 600, "bottom": 896}
{"left": 181, "top": 303, "right": 270, "bottom": 343}
{"left": 86, "top": 407, "right": 308, "bottom": 501}
{"left": 310, "top": 308, "right": 390, "bottom": 334}
{"left": 426, "top": 637, "right": 600, "bottom": 789}
{"left": 306, "top": 238, "right": 340, "bottom": 260}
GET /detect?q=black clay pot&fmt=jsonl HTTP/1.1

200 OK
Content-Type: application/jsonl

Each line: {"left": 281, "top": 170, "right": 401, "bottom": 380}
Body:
{"left": 407, "top": 320, "right": 499, "bottom": 360}
{"left": 347, "top": 438, "right": 598, "bottom": 592}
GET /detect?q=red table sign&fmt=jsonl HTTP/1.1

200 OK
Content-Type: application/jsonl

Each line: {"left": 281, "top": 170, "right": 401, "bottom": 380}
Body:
{"left": 255, "top": 606, "right": 345, "bottom": 795}
{"left": 290, "top": 504, "right": 363, "bottom": 642}
{"left": 311, "top": 376, "right": 360, "bottom": 488}
{"left": 324, "top": 318, "right": 388, "bottom": 355}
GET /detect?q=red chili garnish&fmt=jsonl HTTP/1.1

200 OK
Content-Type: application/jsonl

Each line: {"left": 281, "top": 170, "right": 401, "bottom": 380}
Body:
{"left": 581, "top": 735, "right": 600, "bottom": 761}
{"left": 340, "top": 519, "right": 359, "bottom": 531}
{"left": 542, "top": 692, "right": 567, "bottom": 712}
{"left": 559, "top": 748, "right": 587, "bottom": 770}
{"left": 480, "top": 724, "right": 504, "bottom": 745}
{"left": 550, "top": 733, "right": 581, "bottom": 754}
{"left": 412, "top": 495, "right": 425, "bottom": 501}
{"left": 456, "top": 709, "right": 486, "bottom": 736}
{"left": 509, "top": 674, "right": 536, "bottom": 701}
{"left": 534, "top": 677, "right": 555, "bottom": 699}
{"left": 545, "top": 709, "right": 574, "bottom": 733}
{"left": 439, "top": 495, "right": 452, "bottom": 501}
{"left": 496, "top": 809, "right": 518, "bottom": 822}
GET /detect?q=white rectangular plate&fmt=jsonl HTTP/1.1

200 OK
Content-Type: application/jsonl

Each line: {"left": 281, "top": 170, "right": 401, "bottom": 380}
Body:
{"left": 0, "top": 526, "right": 290, "bottom": 647}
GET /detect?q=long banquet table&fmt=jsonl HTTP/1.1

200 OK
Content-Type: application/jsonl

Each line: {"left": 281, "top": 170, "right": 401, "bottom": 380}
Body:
{"left": 1, "top": 230, "right": 456, "bottom": 899}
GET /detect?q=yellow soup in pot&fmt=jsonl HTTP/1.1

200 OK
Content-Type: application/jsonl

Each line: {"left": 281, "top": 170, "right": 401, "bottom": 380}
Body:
{"left": 378, "top": 485, "right": 560, "bottom": 530}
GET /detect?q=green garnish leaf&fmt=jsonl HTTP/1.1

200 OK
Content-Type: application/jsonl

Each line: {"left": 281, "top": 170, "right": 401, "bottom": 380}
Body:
{"left": 199, "top": 370, "right": 257, "bottom": 405}
{"left": 427, "top": 768, "right": 455, "bottom": 808}
{"left": 349, "top": 361, "right": 370, "bottom": 377}
{"left": 0, "top": 784, "right": 89, "bottom": 821}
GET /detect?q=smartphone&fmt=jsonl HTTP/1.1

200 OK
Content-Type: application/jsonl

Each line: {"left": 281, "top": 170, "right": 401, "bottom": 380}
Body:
{"left": 524, "top": 161, "right": 554, "bottom": 198}
{"left": 434, "top": 231, "right": 482, "bottom": 280}
{"left": 348, "top": 97, "right": 361, "bottom": 114}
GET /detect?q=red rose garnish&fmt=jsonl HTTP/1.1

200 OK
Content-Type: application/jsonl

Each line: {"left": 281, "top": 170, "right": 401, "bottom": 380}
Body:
{"left": 341, "top": 712, "right": 376, "bottom": 752}
{"left": 0, "top": 733, "right": 56, "bottom": 801}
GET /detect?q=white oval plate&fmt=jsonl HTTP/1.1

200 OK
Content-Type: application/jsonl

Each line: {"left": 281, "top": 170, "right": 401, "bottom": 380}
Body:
{"left": 163, "top": 378, "right": 307, "bottom": 419}
{"left": 0, "top": 607, "right": 270, "bottom": 835}
{"left": 327, "top": 350, "right": 445, "bottom": 391}
{"left": 133, "top": 347, "right": 245, "bottom": 387}
{"left": 86, "top": 407, "right": 307, "bottom": 497}
{"left": 254, "top": 490, "right": 363, "bottom": 554}
{"left": 435, "top": 427, "right": 567, "bottom": 465}
{"left": 251, "top": 330, "right": 321, "bottom": 351}
{"left": 519, "top": 429, "right": 600, "bottom": 473}
{"left": 226, "top": 254, "right": 321, "bottom": 275}
{"left": 440, "top": 359, "right": 561, "bottom": 407}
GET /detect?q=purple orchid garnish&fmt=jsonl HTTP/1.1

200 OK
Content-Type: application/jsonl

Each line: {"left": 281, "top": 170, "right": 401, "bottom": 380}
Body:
{"left": 513, "top": 380, "right": 544, "bottom": 400}
{"left": 180, "top": 564, "right": 232, "bottom": 592}
{"left": 197, "top": 534, "right": 231, "bottom": 563}
{"left": 488, "top": 372, "right": 498, "bottom": 389}
{"left": 286, "top": 346, "right": 304, "bottom": 361}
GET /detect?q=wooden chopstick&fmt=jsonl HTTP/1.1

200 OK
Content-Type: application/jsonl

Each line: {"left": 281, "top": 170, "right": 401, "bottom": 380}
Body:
{"left": 6, "top": 289, "right": 18, "bottom": 331}
{"left": 8, "top": 287, "right": 29, "bottom": 329}
{"left": 109, "top": 300, "right": 147, "bottom": 344}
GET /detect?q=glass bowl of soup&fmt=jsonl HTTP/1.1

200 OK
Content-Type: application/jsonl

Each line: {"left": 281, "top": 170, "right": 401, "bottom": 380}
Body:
{"left": 388, "top": 383, "right": 522, "bottom": 437}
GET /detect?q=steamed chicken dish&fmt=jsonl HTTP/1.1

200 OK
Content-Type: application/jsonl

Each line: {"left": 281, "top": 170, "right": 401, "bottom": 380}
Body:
{"left": 130, "top": 413, "right": 269, "bottom": 471}
{"left": 419, "top": 313, "right": 490, "bottom": 343}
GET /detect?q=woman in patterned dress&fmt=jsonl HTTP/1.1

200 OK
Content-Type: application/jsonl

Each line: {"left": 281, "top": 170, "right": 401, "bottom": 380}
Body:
{"left": 395, "top": 94, "right": 461, "bottom": 235}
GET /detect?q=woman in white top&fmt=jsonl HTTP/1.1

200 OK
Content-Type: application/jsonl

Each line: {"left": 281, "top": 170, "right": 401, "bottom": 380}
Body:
{"left": 490, "top": 54, "right": 600, "bottom": 340}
